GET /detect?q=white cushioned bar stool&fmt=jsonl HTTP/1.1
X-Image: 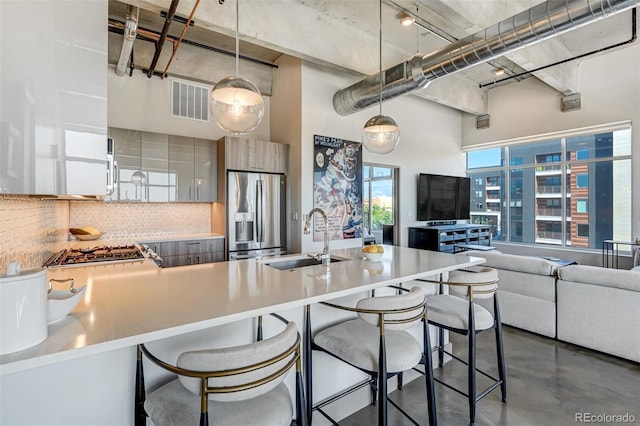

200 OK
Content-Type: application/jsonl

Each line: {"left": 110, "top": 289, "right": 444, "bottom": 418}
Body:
{"left": 134, "top": 314, "right": 306, "bottom": 426}
{"left": 307, "top": 286, "right": 437, "bottom": 426}
{"left": 421, "top": 266, "right": 506, "bottom": 426}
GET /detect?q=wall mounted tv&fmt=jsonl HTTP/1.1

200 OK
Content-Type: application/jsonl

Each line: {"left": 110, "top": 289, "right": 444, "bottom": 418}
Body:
{"left": 417, "top": 173, "right": 471, "bottom": 221}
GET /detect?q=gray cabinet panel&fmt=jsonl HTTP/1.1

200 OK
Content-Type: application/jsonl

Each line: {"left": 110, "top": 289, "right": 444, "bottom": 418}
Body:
{"left": 194, "top": 139, "right": 216, "bottom": 202}
{"left": 220, "top": 137, "right": 289, "bottom": 174}
{"left": 107, "top": 129, "right": 170, "bottom": 202}
{"left": 108, "top": 128, "right": 216, "bottom": 202}
{"left": 140, "top": 237, "right": 225, "bottom": 268}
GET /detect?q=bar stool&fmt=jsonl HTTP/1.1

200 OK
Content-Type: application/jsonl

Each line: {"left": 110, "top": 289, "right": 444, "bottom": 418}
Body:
{"left": 421, "top": 266, "right": 506, "bottom": 426}
{"left": 306, "top": 286, "right": 437, "bottom": 426}
{"left": 135, "top": 314, "right": 306, "bottom": 426}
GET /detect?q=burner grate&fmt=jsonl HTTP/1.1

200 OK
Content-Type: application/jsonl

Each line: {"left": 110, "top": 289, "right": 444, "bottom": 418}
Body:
{"left": 44, "top": 245, "right": 145, "bottom": 267}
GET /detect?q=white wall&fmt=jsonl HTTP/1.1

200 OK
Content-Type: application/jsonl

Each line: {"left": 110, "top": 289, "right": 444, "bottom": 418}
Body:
{"left": 271, "top": 55, "right": 303, "bottom": 254}
{"left": 107, "top": 65, "right": 271, "bottom": 141}
{"left": 299, "top": 61, "right": 464, "bottom": 252}
{"left": 461, "top": 42, "right": 640, "bottom": 241}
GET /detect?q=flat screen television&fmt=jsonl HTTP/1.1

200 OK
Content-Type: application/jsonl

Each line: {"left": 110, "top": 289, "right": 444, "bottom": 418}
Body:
{"left": 417, "top": 173, "right": 470, "bottom": 221}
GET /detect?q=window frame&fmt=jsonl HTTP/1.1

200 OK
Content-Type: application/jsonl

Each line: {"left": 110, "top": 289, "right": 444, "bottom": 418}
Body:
{"left": 464, "top": 122, "right": 632, "bottom": 249}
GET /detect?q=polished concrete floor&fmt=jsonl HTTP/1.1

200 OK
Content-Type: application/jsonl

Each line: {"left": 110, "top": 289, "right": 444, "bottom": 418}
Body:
{"left": 341, "top": 326, "right": 640, "bottom": 426}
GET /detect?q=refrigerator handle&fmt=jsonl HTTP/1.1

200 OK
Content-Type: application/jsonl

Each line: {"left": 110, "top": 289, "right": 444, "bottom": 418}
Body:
{"left": 256, "top": 179, "right": 264, "bottom": 242}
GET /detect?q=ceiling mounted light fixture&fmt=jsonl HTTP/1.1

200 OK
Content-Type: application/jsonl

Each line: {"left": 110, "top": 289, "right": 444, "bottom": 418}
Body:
{"left": 398, "top": 11, "right": 415, "bottom": 26}
{"left": 362, "top": 0, "right": 400, "bottom": 155}
{"left": 493, "top": 68, "right": 505, "bottom": 76}
{"left": 210, "top": 0, "right": 264, "bottom": 135}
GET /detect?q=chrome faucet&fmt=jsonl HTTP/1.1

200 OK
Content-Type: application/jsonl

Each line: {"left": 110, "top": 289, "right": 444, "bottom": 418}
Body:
{"left": 304, "top": 208, "right": 330, "bottom": 266}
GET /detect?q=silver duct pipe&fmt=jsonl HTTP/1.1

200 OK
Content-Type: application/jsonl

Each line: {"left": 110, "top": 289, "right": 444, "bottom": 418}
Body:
{"left": 333, "top": 0, "right": 640, "bottom": 116}
{"left": 116, "top": 5, "right": 139, "bottom": 77}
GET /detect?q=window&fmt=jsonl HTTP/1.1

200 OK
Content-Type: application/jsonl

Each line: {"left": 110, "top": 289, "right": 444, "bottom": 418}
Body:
{"left": 363, "top": 164, "right": 398, "bottom": 245}
{"left": 576, "top": 174, "right": 589, "bottom": 188}
{"left": 576, "top": 199, "right": 588, "bottom": 213}
{"left": 467, "top": 148, "right": 503, "bottom": 168}
{"left": 466, "top": 125, "right": 631, "bottom": 249}
{"left": 576, "top": 149, "right": 589, "bottom": 160}
{"left": 577, "top": 224, "right": 589, "bottom": 237}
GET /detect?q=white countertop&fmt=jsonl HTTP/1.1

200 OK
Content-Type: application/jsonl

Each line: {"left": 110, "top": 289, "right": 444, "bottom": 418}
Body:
{"left": 0, "top": 246, "right": 483, "bottom": 375}
{"left": 135, "top": 233, "right": 225, "bottom": 243}
{"left": 66, "top": 233, "right": 224, "bottom": 248}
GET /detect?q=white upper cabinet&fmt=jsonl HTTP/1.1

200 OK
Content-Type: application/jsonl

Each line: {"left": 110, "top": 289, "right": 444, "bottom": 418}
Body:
{"left": 0, "top": 0, "right": 108, "bottom": 196}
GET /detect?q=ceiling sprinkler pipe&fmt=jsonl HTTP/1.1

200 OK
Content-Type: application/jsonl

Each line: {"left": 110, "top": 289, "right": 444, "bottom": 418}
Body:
{"left": 333, "top": 0, "right": 640, "bottom": 116}
{"left": 116, "top": 6, "right": 139, "bottom": 76}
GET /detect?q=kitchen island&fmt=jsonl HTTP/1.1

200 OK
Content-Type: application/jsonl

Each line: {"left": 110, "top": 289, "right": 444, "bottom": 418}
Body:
{"left": 0, "top": 246, "right": 483, "bottom": 425}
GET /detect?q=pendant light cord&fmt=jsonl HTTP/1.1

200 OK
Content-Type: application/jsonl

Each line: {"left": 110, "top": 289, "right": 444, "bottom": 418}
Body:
{"left": 235, "top": 0, "right": 239, "bottom": 77}
{"left": 378, "top": 0, "right": 383, "bottom": 115}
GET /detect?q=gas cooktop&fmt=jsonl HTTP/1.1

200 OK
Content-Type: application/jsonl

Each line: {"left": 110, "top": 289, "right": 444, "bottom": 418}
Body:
{"left": 43, "top": 244, "right": 146, "bottom": 268}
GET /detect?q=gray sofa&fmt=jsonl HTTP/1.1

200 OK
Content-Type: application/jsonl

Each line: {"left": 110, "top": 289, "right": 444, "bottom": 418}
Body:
{"left": 556, "top": 265, "right": 640, "bottom": 363}
{"left": 464, "top": 250, "right": 560, "bottom": 338}
{"left": 464, "top": 250, "right": 640, "bottom": 363}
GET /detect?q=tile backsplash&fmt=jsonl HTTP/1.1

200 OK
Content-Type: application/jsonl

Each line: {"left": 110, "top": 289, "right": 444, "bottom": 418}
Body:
{"left": 69, "top": 202, "right": 211, "bottom": 239}
{"left": 1, "top": 197, "right": 213, "bottom": 272}
{"left": 0, "top": 197, "right": 69, "bottom": 272}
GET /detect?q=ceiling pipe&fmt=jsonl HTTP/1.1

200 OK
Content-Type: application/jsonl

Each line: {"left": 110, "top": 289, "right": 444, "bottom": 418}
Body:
{"left": 115, "top": 5, "right": 139, "bottom": 76}
{"left": 108, "top": 19, "right": 278, "bottom": 69}
{"left": 480, "top": 7, "right": 637, "bottom": 88}
{"left": 333, "top": 0, "right": 640, "bottom": 116}
{"left": 147, "top": 0, "right": 180, "bottom": 78}
{"left": 161, "top": 0, "right": 201, "bottom": 78}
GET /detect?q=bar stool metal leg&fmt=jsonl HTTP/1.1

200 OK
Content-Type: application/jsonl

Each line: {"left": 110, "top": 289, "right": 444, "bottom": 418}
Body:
{"left": 304, "top": 304, "right": 313, "bottom": 424}
{"left": 135, "top": 346, "right": 146, "bottom": 426}
{"left": 468, "top": 301, "right": 477, "bottom": 425}
{"left": 494, "top": 296, "right": 507, "bottom": 402}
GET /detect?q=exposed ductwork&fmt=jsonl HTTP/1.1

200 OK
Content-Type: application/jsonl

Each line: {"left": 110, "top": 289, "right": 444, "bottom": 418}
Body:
{"left": 115, "top": 5, "right": 139, "bottom": 76}
{"left": 333, "top": 0, "right": 640, "bottom": 116}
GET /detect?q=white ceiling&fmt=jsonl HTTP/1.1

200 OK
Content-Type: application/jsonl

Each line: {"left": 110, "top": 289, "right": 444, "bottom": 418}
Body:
{"left": 109, "top": 0, "right": 636, "bottom": 115}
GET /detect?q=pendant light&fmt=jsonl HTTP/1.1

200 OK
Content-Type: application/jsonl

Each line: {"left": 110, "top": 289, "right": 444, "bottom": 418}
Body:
{"left": 210, "top": 0, "right": 264, "bottom": 135}
{"left": 362, "top": 0, "right": 399, "bottom": 154}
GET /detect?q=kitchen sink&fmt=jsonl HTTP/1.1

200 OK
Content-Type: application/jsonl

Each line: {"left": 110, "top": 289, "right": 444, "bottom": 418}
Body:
{"left": 262, "top": 255, "right": 347, "bottom": 270}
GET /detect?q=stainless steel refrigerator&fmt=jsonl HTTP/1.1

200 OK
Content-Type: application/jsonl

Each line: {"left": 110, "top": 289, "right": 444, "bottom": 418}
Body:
{"left": 226, "top": 171, "right": 287, "bottom": 260}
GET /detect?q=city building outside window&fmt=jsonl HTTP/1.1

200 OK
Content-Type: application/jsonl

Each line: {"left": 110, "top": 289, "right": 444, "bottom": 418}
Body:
{"left": 363, "top": 164, "right": 398, "bottom": 245}
{"left": 466, "top": 124, "right": 632, "bottom": 249}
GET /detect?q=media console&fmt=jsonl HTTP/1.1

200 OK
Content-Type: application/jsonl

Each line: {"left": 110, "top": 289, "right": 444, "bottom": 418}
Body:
{"left": 408, "top": 224, "right": 492, "bottom": 253}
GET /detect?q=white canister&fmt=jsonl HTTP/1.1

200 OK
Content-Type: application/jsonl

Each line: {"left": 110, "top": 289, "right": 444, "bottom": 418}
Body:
{"left": 0, "top": 261, "right": 48, "bottom": 355}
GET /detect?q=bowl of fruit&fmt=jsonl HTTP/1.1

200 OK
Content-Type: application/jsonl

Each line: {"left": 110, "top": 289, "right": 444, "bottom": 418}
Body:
{"left": 361, "top": 244, "right": 384, "bottom": 261}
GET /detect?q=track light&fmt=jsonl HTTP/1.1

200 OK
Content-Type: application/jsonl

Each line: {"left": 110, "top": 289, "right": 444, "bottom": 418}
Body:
{"left": 398, "top": 11, "right": 414, "bottom": 26}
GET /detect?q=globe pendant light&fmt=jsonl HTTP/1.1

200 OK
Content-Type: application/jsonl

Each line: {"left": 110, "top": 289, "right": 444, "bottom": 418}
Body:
{"left": 362, "top": 0, "right": 399, "bottom": 154}
{"left": 210, "top": 0, "right": 264, "bottom": 135}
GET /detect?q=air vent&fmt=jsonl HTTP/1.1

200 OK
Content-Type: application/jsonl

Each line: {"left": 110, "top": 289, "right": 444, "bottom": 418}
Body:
{"left": 476, "top": 114, "right": 490, "bottom": 129}
{"left": 171, "top": 79, "right": 210, "bottom": 121}
{"left": 561, "top": 93, "right": 582, "bottom": 112}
